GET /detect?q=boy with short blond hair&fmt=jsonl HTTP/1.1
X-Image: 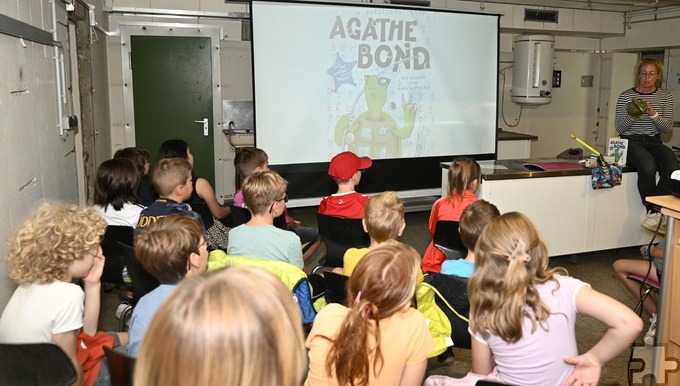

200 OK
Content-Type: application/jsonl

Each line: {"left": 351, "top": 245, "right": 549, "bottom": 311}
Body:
{"left": 128, "top": 214, "right": 209, "bottom": 356}
{"left": 136, "top": 157, "right": 204, "bottom": 232}
{"left": 440, "top": 199, "right": 500, "bottom": 278}
{"left": 319, "top": 151, "right": 373, "bottom": 219}
{"left": 233, "top": 147, "right": 321, "bottom": 261}
{"left": 227, "top": 171, "right": 304, "bottom": 269}
{"left": 341, "top": 191, "right": 421, "bottom": 285}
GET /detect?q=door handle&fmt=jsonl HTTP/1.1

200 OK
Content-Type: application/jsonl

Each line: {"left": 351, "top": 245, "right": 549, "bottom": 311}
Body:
{"left": 194, "top": 118, "right": 209, "bottom": 136}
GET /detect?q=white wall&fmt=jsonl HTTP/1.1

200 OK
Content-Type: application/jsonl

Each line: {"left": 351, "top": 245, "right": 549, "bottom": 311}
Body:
{"left": 0, "top": 2, "right": 79, "bottom": 308}
{"left": 498, "top": 48, "right": 600, "bottom": 158}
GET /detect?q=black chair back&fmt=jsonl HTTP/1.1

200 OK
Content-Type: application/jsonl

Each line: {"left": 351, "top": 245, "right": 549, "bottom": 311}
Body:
{"left": 324, "top": 271, "right": 350, "bottom": 305}
{"left": 433, "top": 220, "right": 467, "bottom": 260}
{"left": 0, "top": 342, "right": 77, "bottom": 386}
{"left": 119, "top": 243, "right": 160, "bottom": 307}
{"left": 316, "top": 213, "right": 370, "bottom": 268}
{"left": 424, "top": 273, "right": 471, "bottom": 349}
{"left": 100, "top": 225, "right": 135, "bottom": 285}
{"left": 229, "top": 205, "right": 287, "bottom": 230}
{"left": 104, "top": 346, "right": 136, "bottom": 386}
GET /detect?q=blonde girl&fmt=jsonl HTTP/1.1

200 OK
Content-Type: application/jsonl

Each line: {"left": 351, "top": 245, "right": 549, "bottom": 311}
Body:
{"left": 421, "top": 156, "right": 481, "bottom": 273}
{"left": 464, "top": 212, "right": 642, "bottom": 386}
{"left": 134, "top": 266, "right": 306, "bottom": 386}
{"left": 306, "top": 243, "right": 435, "bottom": 386}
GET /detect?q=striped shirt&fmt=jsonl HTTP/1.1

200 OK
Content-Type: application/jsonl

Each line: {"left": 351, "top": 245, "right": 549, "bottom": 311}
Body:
{"left": 615, "top": 87, "right": 674, "bottom": 136}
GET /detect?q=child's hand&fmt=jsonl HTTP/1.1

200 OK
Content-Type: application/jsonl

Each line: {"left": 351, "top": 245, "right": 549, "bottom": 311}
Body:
{"left": 289, "top": 219, "right": 302, "bottom": 228}
{"left": 562, "top": 353, "right": 602, "bottom": 386}
{"left": 83, "top": 251, "right": 105, "bottom": 286}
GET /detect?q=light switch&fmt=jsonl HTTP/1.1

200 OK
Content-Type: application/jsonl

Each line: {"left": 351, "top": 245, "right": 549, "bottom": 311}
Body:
{"left": 581, "top": 75, "right": 593, "bottom": 87}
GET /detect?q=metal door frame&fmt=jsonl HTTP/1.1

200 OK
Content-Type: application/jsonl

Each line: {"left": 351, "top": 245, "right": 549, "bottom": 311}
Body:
{"left": 120, "top": 22, "right": 225, "bottom": 198}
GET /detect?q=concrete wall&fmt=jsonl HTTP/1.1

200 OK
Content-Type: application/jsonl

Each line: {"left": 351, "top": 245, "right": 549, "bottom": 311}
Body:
{"left": 0, "top": 1, "right": 79, "bottom": 307}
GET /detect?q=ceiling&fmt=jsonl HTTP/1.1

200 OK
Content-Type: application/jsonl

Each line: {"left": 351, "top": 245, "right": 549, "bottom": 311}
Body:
{"left": 450, "top": 0, "right": 680, "bottom": 13}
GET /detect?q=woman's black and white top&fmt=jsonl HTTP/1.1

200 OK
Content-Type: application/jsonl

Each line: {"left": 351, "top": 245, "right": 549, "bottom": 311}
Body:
{"left": 615, "top": 87, "right": 674, "bottom": 136}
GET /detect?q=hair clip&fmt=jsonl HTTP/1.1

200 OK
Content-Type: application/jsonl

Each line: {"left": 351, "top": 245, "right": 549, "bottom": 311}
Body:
{"left": 353, "top": 291, "right": 362, "bottom": 306}
{"left": 508, "top": 239, "right": 531, "bottom": 263}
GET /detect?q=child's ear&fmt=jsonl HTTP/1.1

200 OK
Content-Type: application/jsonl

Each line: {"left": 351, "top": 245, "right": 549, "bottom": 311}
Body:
{"left": 361, "top": 218, "right": 368, "bottom": 233}
{"left": 188, "top": 252, "right": 199, "bottom": 270}
{"left": 397, "top": 220, "right": 406, "bottom": 236}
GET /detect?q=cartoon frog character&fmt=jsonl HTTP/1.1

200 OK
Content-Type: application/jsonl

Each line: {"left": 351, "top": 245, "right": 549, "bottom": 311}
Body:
{"left": 334, "top": 75, "right": 416, "bottom": 158}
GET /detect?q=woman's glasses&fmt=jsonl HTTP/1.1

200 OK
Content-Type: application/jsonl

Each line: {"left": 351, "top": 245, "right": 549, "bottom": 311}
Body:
{"left": 269, "top": 194, "right": 289, "bottom": 213}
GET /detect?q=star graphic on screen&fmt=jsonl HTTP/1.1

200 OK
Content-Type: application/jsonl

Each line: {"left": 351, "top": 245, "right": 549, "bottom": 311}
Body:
{"left": 327, "top": 54, "right": 357, "bottom": 92}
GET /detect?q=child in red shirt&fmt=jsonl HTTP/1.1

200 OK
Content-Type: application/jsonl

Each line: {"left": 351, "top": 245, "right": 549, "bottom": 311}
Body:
{"left": 421, "top": 157, "right": 481, "bottom": 273}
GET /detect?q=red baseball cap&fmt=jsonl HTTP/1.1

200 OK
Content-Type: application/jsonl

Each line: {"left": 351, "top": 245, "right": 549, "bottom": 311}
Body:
{"left": 328, "top": 151, "right": 372, "bottom": 180}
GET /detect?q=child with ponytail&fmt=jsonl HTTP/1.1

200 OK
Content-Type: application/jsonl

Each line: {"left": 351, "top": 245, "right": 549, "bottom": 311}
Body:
{"left": 421, "top": 157, "right": 480, "bottom": 273}
{"left": 305, "top": 243, "right": 434, "bottom": 386}
{"left": 426, "top": 212, "right": 643, "bottom": 386}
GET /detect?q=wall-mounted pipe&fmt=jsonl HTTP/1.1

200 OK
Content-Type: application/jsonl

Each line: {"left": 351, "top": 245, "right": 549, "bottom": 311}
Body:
{"left": 50, "top": 0, "right": 68, "bottom": 139}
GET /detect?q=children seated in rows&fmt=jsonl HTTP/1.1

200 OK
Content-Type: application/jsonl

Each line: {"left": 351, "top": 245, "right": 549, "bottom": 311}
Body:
{"left": 426, "top": 212, "right": 642, "bottom": 385}
{"left": 93, "top": 158, "right": 145, "bottom": 228}
{"left": 227, "top": 170, "right": 304, "bottom": 269}
{"left": 157, "top": 139, "right": 230, "bottom": 249}
{"left": 127, "top": 214, "right": 209, "bottom": 356}
{"left": 114, "top": 146, "right": 156, "bottom": 205}
{"left": 422, "top": 156, "right": 480, "bottom": 273}
{"left": 136, "top": 157, "right": 205, "bottom": 233}
{"left": 440, "top": 200, "right": 499, "bottom": 278}
{"left": 319, "top": 151, "right": 372, "bottom": 218}
{"left": 306, "top": 243, "right": 435, "bottom": 385}
{"left": 234, "top": 147, "right": 321, "bottom": 261}
{"left": 0, "top": 202, "right": 127, "bottom": 385}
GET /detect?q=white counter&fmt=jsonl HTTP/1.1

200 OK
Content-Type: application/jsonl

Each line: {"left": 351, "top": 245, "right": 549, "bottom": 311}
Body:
{"left": 441, "top": 160, "right": 650, "bottom": 256}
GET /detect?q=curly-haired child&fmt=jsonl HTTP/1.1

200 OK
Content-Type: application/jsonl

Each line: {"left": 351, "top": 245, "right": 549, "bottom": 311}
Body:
{"left": 0, "top": 202, "right": 127, "bottom": 386}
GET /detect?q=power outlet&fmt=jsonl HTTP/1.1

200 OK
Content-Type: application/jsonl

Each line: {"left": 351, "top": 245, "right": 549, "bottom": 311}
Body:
{"left": 553, "top": 70, "right": 562, "bottom": 88}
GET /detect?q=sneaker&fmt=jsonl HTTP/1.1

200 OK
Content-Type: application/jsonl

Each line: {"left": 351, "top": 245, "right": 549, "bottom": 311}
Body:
{"left": 644, "top": 313, "right": 657, "bottom": 346}
{"left": 642, "top": 211, "right": 665, "bottom": 235}
{"left": 115, "top": 297, "right": 132, "bottom": 320}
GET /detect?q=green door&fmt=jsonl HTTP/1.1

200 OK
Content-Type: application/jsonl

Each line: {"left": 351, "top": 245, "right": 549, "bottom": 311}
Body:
{"left": 131, "top": 36, "right": 214, "bottom": 186}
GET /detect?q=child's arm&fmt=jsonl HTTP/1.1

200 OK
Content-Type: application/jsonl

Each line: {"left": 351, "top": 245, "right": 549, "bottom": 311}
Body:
{"left": 196, "top": 178, "right": 231, "bottom": 219}
{"left": 563, "top": 286, "right": 643, "bottom": 386}
{"left": 399, "top": 359, "right": 427, "bottom": 386}
{"left": 82, "top": 252, "right": 105, "bottom": 336}
{"left": 471, "top": 337, "right": 494, "bottom": 375}
{"left": 52, "top": 330, "right": 83, "bottom": 386}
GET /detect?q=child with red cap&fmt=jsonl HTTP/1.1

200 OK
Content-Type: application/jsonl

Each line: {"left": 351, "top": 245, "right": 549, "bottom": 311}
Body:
{"left": 318, "top": 151, "right": 373, "bottom": 218}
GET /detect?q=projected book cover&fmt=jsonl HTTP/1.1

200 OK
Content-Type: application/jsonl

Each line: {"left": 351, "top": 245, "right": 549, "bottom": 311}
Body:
{"left": 252, "top": 2, "right": 498, "bottom": 165}
{"left": 326, "top": 11, "right": 433, "bottom": 159}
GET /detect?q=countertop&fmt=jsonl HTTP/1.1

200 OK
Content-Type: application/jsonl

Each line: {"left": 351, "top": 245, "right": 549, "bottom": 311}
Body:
{"left": 497, "top": 130, "right": 538, "bottom": 141}
{"left": 440, "top": 158, "right": 634, "bottom": 181}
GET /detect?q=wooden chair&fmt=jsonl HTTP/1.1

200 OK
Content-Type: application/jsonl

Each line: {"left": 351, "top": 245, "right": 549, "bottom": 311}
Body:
{"left": 0, "top": 342, "right": 77, "bottom": 386}
{"left": 103, "top": 346, "right": 136, "bottom": 386}
{"left": 100, "top": 225, "right": 135, "bottom": 286}
{"left": 316, "top": 213, "right": 370, "bottom": 268}
{"left": 324, "top": 271, "right": 350, "bottom": 305}
{"left": 432, "top": 220, "right": 467, "bottom": 260}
